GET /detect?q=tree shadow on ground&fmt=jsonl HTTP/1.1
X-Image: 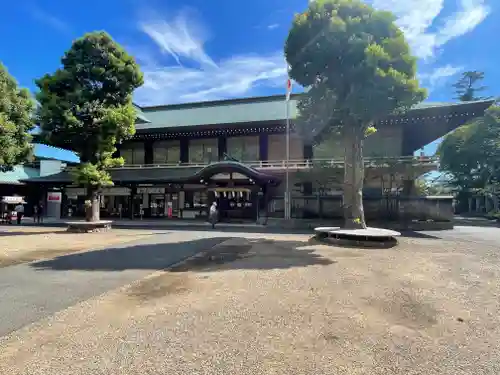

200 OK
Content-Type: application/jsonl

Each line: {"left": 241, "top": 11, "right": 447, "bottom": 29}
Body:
{"left": 0, "top": 230, "right": 67, "bottom": 237}
{"left": 170, "top": 238, "right": 335, "bottom": 272}
{"left": 0, "top": 230, "right": 167, "bottom": 237}
{"left": 400, "top": 231, "right": 441, "bottom": 239}
{"left": 30, "top": 236, "right": 333, "bottom": 272}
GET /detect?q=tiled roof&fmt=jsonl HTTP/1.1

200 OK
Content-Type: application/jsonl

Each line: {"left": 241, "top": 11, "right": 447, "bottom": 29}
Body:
{"left": 22, "top": 166, "right": 203, "bottom": 184}
{"left": 133, "top": 103, "right": 151, "bottom": 124}
{"left": 30, "top": 106, "right": 151, "bottom": 134}
{"left": 137, "top": 95, "right": 299, "bottom": 130}
{"left": 136, "top": 94, "right": 494, "bottom": 130}
{"left": 33, "top": 143, "right": 80, "bottom": 163}
{"left": 0, "top": 166, "right": 39, "bottom": 185}
{"left": 21, "top": 161, "right": 281, "bottom": 185}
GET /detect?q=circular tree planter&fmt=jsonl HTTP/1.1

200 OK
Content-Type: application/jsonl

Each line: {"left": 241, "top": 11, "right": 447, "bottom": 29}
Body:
{"left": 314, "top": 227, "right": 400, "bottom": 248}
{"left": 66, "top": 220, "right": 113, "bottom": 233}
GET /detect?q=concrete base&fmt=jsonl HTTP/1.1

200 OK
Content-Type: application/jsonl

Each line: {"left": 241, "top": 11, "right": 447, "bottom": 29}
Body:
{"left": 66, "top": 220, "right": 113, "bottom": 233}
{"left": 329, "top": 227, "right": 401, "bottom": 238}
{"left": 314, "top": 226, "right": 400, "bottom": 248}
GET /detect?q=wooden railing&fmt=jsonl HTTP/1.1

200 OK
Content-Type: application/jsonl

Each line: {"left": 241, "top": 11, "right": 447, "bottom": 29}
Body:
{"left": 109, "top": 156, "right": 439, "bottom": 170}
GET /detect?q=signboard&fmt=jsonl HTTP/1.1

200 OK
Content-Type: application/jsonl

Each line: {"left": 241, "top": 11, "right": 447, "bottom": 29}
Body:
{"left": 2, "top": 196, "right": 25, "bottom": 204}
{"left": 211, "top": 173, "right": 231, "bottom": 180}
{"left": 47, "top": 192, "right": 62, "bottom": 202}
{"left": 66, "top": 188, "right": 86, "bottom": 197}
{"left": 101, "top": 187, "right": 131, "bottom": 196}
{"left": 137, "top": 187, "right": 165, "bottom": 194}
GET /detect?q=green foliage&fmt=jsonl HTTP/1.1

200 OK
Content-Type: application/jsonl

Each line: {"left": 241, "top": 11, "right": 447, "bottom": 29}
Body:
{"left": 285, "top": 0, "right": 426, "bottom": 140}
{"left": 0, "top": 63, "right": 34, "bottom": 172}
{"left": 414, "top": 178, "right": 447, "bottom": 196}
{"left": 284, "top": 0, "right": 426, "bottom": 227}
{"left": 36, "top": 31, "right": 143, "bottom": 188}
{"left": 438, "top": 104, "right": 500, "bottom": 191}
{"left": 453, "top": 71, "right": 488, "bottom": 102}
{"left": 364, "top": 126, "right": 377, "bottom": 137}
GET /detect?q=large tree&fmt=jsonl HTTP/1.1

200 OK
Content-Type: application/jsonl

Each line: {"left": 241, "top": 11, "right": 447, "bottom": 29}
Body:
{"left": 438, "top": 71, "right": 494, "bottom": 196}
{"left": 36, "top": 31, "right": 144, "bottom": 222}
{"left": 438, "top": 104, "right": 500, "bottom": 193}
{"left": 0, "top": 63, "right": 34, "bottom": 172}
{"left": 285, "top": 0, "right": 426, "bottom": 228}
{"left": 453, "top": 71, "right": 487, "bottom": 102}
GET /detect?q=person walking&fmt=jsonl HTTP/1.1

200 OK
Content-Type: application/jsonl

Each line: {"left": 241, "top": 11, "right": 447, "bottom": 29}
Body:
{"left": 33, "top": 204, "right": 38, "bottom": 223}
{"left": 37, "top": 203, "right": 44, "bottom": 224}
{"left": 209, "top": 201, "right": 218, "bottom": 229}
{"left": 14, "top": 203, "right": 24, "bottom": 225}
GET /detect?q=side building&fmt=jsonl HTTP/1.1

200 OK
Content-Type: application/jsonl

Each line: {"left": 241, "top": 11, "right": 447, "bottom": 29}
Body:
{"left": 0, "top": 143, "right": 79, "bottom": 218}
{"left": 24, "top": 94, "right": 493, "bottom": 223}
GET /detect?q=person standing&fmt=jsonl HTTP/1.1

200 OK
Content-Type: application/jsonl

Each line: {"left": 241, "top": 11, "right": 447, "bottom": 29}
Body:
{"left": 37, "top": 202, "right": 44, "bottom": 224}
{"left": 14, "top": 203, "right": 24, "bottom": 224}
{"left": 209, "top": 201, "right": 218, "bottom": 229}
{"left": 33, "top": 204, "right": 39, "bottom": 223}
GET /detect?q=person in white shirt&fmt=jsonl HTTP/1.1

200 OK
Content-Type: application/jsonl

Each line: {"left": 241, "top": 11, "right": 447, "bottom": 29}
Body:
{"left": 14, "top": 203, "right": 24, "bottom": 224}
{"left": 209, "top": 201, "right": 218, "bottom": 229}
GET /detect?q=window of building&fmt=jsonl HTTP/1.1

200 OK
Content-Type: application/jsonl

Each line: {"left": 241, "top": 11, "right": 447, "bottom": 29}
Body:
{"left": 183, "top": 190, "right": 208, "bottom": 209}
{"left": 226, "top": 136, "right": 259, "bottom": 161}
{"left": 189, "top": 138, "right": 218, "bottom": 163}
{"left": 153, "top": 140, "right": 181, "bottom": 164}
{"left": 120, "top": 143, "right": 145, "bottom": 165}
{"left": 268, "top": 134, "right": 303, "bottom": 160}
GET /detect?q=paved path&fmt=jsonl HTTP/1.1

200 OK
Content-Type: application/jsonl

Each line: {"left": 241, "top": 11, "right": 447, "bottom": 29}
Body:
{"left": 1, "top": 226, "right": 498, "bottom": 338}
{"left": 0, "top": 231, "right": 230, "bottom": 337}
{"left": 422, "top": 225, "right": 500, "bottom": 246}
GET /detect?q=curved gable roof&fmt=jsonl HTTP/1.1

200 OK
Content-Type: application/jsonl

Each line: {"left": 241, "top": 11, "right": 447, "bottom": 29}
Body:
{"left": 189, "top": 161, "right": 280, "bottom": 185}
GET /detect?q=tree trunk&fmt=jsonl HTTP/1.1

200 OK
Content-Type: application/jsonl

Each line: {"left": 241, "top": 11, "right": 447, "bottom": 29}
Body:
{"left": 342, "top": 126, "right": 366, "bottom": 229}
{"left": 85, "top": 186, "right": 101, "bottom": 222}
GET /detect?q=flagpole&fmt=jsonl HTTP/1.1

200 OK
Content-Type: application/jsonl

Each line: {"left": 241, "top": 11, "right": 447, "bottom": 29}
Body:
{"left": 285, "top": 81, "right": 291, "bottom": 221}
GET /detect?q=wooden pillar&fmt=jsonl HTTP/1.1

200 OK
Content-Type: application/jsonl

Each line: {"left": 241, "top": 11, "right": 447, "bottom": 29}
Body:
{"left": 129, "top": 185, "right": 137, "bottom": 219}
{"left": 303, "top": 143, "right": 313, "bottom": 160}
{"left": 180, "top": 139, "right": 189, "bottom": 163}
{"left": 218, "top": 136, "right": 227, "bottom": 161}
{"left": 144, "top": 140, "right": 154, "bottom": 164}
{"left": 259, "top": 134, "right": 268, "bottom": 161}
{"left": 61, "top": 187, "right": 68, "bottom": 218}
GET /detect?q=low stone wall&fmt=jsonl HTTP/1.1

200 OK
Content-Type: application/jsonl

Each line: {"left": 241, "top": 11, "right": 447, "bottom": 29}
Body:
{"left": 266, "top": 218, "right": 453, "bottom": 231}
{"left": 398, "top": 196, "right": 454, "bottom": 222}
{"left": 268, "top": 195, "right": 455, "bottom": 226}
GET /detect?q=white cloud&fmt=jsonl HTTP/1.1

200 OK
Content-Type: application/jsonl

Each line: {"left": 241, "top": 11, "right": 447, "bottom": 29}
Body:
{"left": 26, "top": 4, "right": 70, "bottom": 33}
{"left": 419, "top": 64, "right": 463, "bottom": 92}
{"left": 138, "top": 9, "right": 216, "bottom": 68}
{"left": 370, "top": 0, "right": 490, "bottom": 59}
{"left": 133, "top": 10, "right": 287, "bottom": 106}
{"left": 267, "top": 23, "right": 280, "bottom": 30}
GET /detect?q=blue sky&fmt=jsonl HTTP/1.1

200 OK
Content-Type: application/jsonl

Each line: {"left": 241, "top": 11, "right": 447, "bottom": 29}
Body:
{"left": 0, "top": 0, "right": 497, "bottom": 155}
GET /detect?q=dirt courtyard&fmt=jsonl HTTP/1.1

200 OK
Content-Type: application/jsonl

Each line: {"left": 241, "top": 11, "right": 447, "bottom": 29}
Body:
{"left": 0, "top": 233, "right": 498, "bottom": 374}
{"left": 0, "top": 226, "right": 155, "bottom": 267}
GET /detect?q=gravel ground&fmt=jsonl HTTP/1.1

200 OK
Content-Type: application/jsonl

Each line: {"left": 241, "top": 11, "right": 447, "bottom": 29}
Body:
{"left": 0, "top": 234, "right": 499, "bottom": 374}
{"left": 0, "top": 227, "right": 155, "bottom": 267}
